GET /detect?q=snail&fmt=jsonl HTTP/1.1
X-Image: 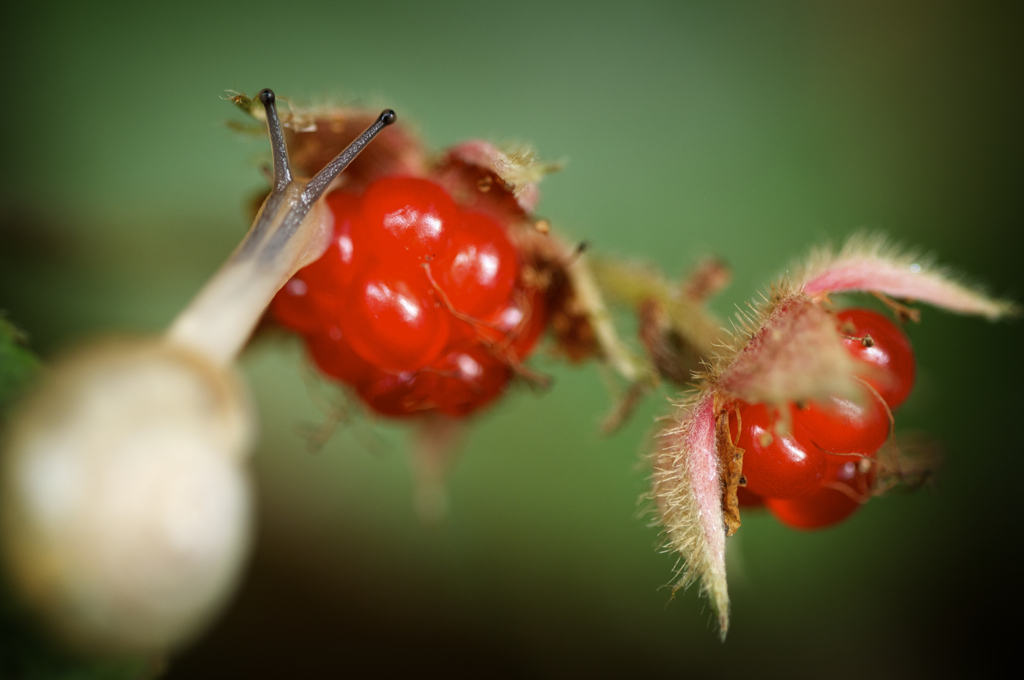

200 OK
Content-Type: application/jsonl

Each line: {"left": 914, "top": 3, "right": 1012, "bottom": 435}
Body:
{"left": 0, "top": 90, "right": 394, "bottom": 652}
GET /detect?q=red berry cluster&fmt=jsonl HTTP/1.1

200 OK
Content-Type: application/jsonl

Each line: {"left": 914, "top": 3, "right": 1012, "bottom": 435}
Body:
{"left": 729, "top": 309, "right": 916, "bottom": 529}
{"left": 270, "top": 176, "right": 547, "bottom": 417}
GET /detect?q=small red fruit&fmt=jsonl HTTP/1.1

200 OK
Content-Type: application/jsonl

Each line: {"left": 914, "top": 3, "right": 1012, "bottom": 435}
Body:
{"left": 453, "top": 283, "right": 548, "bottom": 361}
{"left": 836, "top": 308, "right": 916, "bottom": 409}
{"left": 765, "top": 453, "right": 876, "bottom": 530}
{"left": 269, "top": 275, "right": 325, "bottom": 334}
{"left": 725, "top": 308, "right": 913, "bottom": 529}
{"left": 433, "top": 212, "right": 518, "bottom": 317}
{"left": 356, "top": 368, "right": 422, "bottom": 418}
{"left": 729, "top": 402, "right": 827, "bottom": 499}
{"left": 791, "top": 388, "right": 890, "bottom": 455}
{"left": 318, "top": 191, "right": 364, "bottom": 291}
{"left": 306, "top": 325, "right": 373, "bottom": 385}
{"left": 341, "top": 265, "right": 450, "bottom": 373}
{"left": 270, "top": 196, "right": 363, "bottom": 333}
{"left": 736, "top": 486, "right": 765, "bottom": 508}
{"left": 418, "top": 345, "right": 512, "bottom": 416}
{"left": 270, "top": 171, "right": 548, "bottom": 418}
{"left": 357, "top": 177, "right": 458, "bottom": 261}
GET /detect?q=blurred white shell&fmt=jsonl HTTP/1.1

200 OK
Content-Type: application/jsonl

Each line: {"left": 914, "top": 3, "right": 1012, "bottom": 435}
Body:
{"left": 1, "top": 338, "right": 254, "bottom": 652}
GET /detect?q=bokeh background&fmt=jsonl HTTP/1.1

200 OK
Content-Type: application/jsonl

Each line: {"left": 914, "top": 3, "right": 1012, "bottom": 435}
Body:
{"left": 2, "top": 1, "right": 1021, "bottom": 677}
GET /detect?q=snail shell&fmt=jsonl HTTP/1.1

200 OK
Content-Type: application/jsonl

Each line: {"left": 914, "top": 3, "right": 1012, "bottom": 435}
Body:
{"left": 1, "top": 338, "right": 254, "bottom": 652}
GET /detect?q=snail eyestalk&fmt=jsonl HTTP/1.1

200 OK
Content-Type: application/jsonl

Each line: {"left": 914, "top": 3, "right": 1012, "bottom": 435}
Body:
{"left": 167, "top": 93, "right": 396, "bottom": 366}
{"left": 259, "top": 88, "right": 293, "bottom": 192}
{"left": 303, "top": 109, "right": 396, "bottom": 204}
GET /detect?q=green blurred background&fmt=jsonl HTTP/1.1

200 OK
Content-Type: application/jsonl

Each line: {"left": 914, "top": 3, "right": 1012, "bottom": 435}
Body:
{"left": 2, "top": 1, "right": 1021, "bottom": 677}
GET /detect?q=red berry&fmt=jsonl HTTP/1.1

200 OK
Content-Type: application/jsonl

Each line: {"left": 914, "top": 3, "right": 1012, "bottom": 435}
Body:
{"left": 418, "top": 345, "right": 512, "bottom": 416}
{"left": 356, "top": 347, "right": 511, "bottom": 419}
{"left": 432, "top": 212, "right": 518, "bottom": 317}
{"left": 271, "top": 195, "right": 364, "bottom": 333}
{"left": 270, "top": 249, "right": 350, "bottom": 334}
{"left": 488, "top": 285, "right": 548, "bottom": 357}
{"left": 765, "top": 454, "right": 876, "bottom": 530}
{"left": 306, "top": 325, "right": 373, "bottom": 385}
{"left": 356, "top": 368, "right": 422, "bottom": 418}
{"left": 453, "top": 283, "right": 548, "bottom": 361}
{"left": 791, "top": 388, "right": 890, "bottom": 455}
{"left": 836, "top": 308, "right": 916, "bottom": 409}
{"left": 727, "top": 309, "right": 913, "bottom": 527}
{"left": 270, "top": 274, "right": 328, "bottom": 334}
{"left": 272, "top": 172, "right": 546, "bottom": 420}
{"left": 341, "top": 264, "right": 450, "bottom": 372}
{"left": 318, "top": 191, "right": 364, "bottom": 291}
{"left": 736, "top": 486, "right": 765, "bottom": 508}
{"left": 729, "top": 402, "right": 827, "bottom": 499}
{"left": 357, "top": 177, "right": 458, "bottom": 261}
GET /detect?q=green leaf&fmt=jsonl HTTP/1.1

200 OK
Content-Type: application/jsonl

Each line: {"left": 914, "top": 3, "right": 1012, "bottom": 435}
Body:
{"left": 0, "top": 314, "right": 41, "bottom": 410}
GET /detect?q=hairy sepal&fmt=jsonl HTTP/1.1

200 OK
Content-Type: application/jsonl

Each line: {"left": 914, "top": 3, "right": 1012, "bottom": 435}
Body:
{"left": 799, "top": 233, "right": 1018, "bottom": 320}
{"left": 653, "top": 391, "right": 729, "bottom": 638}
{"left": 433, "top": 141, "right": 559, "bottom": 220}
{"left": 714, "top": 292, "right": 861, "bottom": 407}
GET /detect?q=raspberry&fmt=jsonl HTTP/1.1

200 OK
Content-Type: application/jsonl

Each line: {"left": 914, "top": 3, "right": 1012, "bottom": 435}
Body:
{"left": 270, "top": 175, "right": 546, "bottom": 417}
{"left": 729, "top": 307, "right": 915, "bottom": 528}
